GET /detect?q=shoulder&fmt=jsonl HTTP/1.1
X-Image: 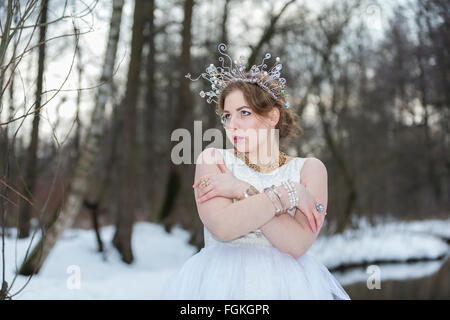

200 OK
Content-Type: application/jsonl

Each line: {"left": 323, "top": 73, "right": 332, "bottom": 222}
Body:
{"left": 300, "top": 157, "right": 327, "bottom": 182}
{"left": 195, "top": 147, "right": 225, "bottom": 166}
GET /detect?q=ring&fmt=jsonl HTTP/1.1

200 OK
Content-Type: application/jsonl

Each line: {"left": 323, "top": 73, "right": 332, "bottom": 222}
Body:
{"left": 315, "top": 202, "right": 325, "bottom": 213}
{"left": 200, "top": 178, "right": 210, "bottom": 188}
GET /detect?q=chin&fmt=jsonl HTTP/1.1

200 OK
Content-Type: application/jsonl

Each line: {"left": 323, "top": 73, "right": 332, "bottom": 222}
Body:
{"left": 234, "top": 141, "right": 257, "bottom": 154}
{"left": 234, "top": 144, "right": 247, "bottom": 153}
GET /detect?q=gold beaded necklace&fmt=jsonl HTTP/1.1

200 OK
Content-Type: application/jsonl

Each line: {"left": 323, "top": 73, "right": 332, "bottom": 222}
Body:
{"left": 233, "top": 148, "right": 288, "bottom": 173}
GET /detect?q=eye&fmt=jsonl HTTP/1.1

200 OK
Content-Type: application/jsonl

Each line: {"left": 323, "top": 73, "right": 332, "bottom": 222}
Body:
{"left": 220, "top": 113, "right": 230, "bottom": 125}
{"left": 220, "top": 111, "right": 250, "bottom": 125}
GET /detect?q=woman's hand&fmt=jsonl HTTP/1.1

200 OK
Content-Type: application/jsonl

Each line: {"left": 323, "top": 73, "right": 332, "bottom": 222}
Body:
{"left": 193, "top": 163, "right": 250, "bottom": 203}
{"left": 292, "top": 182, "right": 327, "bottom": 233}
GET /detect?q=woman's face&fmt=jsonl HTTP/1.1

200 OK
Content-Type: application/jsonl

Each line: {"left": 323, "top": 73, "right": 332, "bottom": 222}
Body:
{"left": 222, "top": 89, "right": 276, "bottom": 153}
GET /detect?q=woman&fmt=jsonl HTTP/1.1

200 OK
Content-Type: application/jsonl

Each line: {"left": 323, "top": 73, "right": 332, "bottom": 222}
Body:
{"left": 159, "top": 44, "right": 350, "bottom": 300}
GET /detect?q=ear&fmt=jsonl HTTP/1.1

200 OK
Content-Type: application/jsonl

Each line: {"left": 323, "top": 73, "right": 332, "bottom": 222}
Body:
{"left": 270, "top": 107, "right": 280, "bottom": 126}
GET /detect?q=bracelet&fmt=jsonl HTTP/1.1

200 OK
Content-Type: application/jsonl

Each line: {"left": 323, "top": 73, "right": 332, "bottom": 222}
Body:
{"left": 287, "top": 180, "right": 299, "bottom": 216}
{"left": 283, "top": 180, "right": 295, "bottom": 209}
{"left": 281, "top": 180, "right": 298, "bottom": 217}
{"left": 269, "top": 188, "right": 283, "bottom": 216}
{"left": 289, "top": 180, "right": 299, "bottom": 216}
{"left": 271, "top": 186, "right": 286, "bottom": 212}
{"left": 263, "top": 186, "right": 283, "bottom": 216}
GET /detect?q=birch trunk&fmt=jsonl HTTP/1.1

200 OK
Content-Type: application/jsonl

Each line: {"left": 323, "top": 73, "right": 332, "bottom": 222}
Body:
{"left": 18, "top": 0, "right": 124, "bottom": 275}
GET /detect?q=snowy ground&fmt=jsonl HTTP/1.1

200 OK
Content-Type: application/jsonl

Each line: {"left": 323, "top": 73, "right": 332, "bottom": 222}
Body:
{"left": 1, "top": 217, "right": 449, "bottom": 299}
{"left": 309, "top": 217, "right": 450, "bottom": 285}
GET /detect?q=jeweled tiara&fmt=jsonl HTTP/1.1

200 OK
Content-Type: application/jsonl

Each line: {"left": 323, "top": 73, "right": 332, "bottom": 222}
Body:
{"left": 185, "top": 43, "right": 290, "bottom": 109}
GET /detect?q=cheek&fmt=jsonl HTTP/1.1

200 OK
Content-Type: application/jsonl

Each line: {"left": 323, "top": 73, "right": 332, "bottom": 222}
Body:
{"left": 245, "top": 119, "right": 267, "bottom": 146}
{"left": 243, "top": 115, "right": 261, "bottom": 130}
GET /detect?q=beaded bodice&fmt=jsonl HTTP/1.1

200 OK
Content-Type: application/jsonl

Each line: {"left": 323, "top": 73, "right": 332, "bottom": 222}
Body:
{"left": 203, "top": 148, "right": 307, "bottom": 248}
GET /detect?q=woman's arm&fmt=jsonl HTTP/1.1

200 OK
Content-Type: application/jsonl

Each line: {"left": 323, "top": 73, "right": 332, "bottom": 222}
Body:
{"left": 194, "top": 148, "right": 280, "bottom": 241}
{"left": 235, "top": 185, "right": 319, "bottom": 259}
{"left": 260, "top": 158, "right": 328, "bottom": 258}
{"left": 260, "top": 209, "right": 318, "bottom": 259}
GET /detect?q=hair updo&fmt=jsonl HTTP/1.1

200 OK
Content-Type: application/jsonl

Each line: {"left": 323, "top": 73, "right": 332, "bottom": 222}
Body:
{"left": 216, "top": 75, "right": 303, "bottom": 147}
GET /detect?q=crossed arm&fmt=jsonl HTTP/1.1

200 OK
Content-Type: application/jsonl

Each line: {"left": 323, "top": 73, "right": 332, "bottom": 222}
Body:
{"left": 194, "top": 148, "right": 328, "bottom": 259}
{"left": 240, "top": 158, "right": 327, "bottom": 258}
{"left": 253, "top": 191, "right": 322, "bottom": 259}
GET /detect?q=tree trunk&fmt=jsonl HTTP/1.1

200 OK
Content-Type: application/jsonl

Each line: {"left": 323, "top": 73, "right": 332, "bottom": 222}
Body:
{"left": 0, "top": 63, "right": 4, "bottom": 174}
{"left": 112, "top": 0, "right": 147, "bottom": 264}
{"left": 74, "top": 26, "right": 83, "bottom": 158}
{"left": 318, "top": 99, "right": 357, "bottom": 234}
{"left": 143, "top": 0, "right": 158, "bottom": 220}
{"left": 18, "top": 0, "right": 124, "bottom": 275}
{"left": 415, "top": 11, "right": 442, "bottom": 205}
{"left": 16, "top": 0, "right": 48, "bottom": 239}
{"left": 159, "top": 0, "right": 195, "bottom": 235}
{"left": 220, "top": 0, "right": 230, "bottom": 45}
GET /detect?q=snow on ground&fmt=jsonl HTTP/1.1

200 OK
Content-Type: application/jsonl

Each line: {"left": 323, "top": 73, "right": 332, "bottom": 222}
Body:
{"left": 309, "top": 217, "right": 450, "bottom": 269}
{"left": 1, "top": 217, "right": 448, "bottom": 299}
{"left": 334, "top": 260, "right": 446, "bottom": 286}
{"left": 1, "top": 223, "right": 197, "bottom": 299}
{"left": 308, "top": 217, "right": 450, "bottom": 286}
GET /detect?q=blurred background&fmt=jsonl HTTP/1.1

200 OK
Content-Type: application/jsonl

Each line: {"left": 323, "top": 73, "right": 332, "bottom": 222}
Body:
{"left": 0, "top": 0, "right": 448, "bottom": 299}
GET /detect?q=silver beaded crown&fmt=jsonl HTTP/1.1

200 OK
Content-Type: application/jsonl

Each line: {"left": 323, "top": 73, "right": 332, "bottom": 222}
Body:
{"left": 185, "top": 43, "right": 290, "bottom": 109}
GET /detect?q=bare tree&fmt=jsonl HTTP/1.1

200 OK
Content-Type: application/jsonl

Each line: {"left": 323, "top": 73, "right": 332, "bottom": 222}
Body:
{"left": 17, "top": 0, "right": 125, "bottom": 275}
{"left": 143, "top": 0, "right": 157, "bottom": 219}
{"left": 159, "top": 0, "right": 195, "bottom": 237}
{"left": 247, "top": 0, "right": 296, "bottom": 66}
{"left": 297, "top": 1, "right": 361, "bottom": 233}
{"left": 16, "top": 0, "right": 49, "bottom": 239}
{"left": 112, "top": 0, "right": 147, "bottom": 264}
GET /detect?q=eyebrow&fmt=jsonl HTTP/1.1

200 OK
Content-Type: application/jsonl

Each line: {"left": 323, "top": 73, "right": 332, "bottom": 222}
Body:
{"left": 223, "top": 106, "right": 249, "bottom": 113}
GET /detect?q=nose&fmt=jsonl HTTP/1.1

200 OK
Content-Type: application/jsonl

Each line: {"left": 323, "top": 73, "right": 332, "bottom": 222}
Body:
{"left": 227, "top": 113, "right": 239, "bottom": 130}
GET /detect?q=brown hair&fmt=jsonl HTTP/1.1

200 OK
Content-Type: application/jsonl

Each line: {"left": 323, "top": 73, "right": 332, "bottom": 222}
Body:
{"left": 217, "top": 77, "right": 303, "bottom": 147}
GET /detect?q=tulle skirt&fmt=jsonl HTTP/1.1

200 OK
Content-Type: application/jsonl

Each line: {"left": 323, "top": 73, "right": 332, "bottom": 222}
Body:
{"left": 159, "top": 242, "right": 350, "bottom": 300}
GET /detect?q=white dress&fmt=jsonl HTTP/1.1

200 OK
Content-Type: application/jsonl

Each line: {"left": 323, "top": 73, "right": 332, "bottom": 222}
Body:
{"left": 159, "top": 148, "right": 350, "bottom": 300}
